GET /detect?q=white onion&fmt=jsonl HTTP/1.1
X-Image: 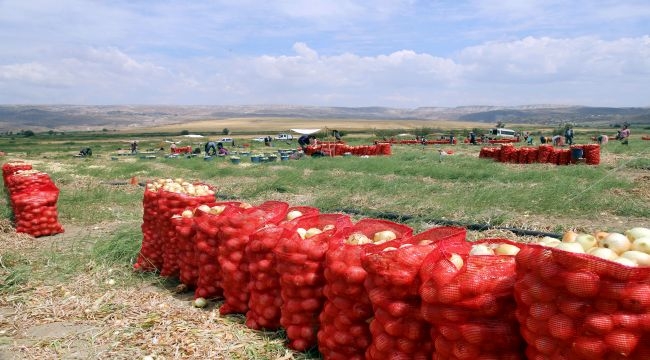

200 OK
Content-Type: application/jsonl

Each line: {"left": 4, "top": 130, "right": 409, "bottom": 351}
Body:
{"left": 197, "top": 205, "right": 211, "bottom": 213}
{"left": 625, "top": 227, "right": 650, "bottom": 242}
{"left": 598, "top": 232, "right": 631, "bottom": 255}
{"left": 469, "top": 244, "right": 495, "bottom": 256}
{"left": 631, "top": 237, "right": 650, "bottom": 254}
{"left": 373, "top": 230, "right": 397, "bottom": 244}
{"left": 346, "top": 233, "right": 372, "bottom": 245}
{"left": 494, "top": 243, "right": 520, "bottom": 256}
{"left": 323, "top": 224, "right": 335, "bottom": 231}
{"left": 613, "top": 257, "right": 638, "bottom": 267}
{"left": 555, "top": 242, "right": 586, "bottom": 254}
{"left": 181, "top": 209, "right": 193, "bottom": 218}
{"left": 588, "top": 247, "right": 619, "bottom": 261}
{"left": 562, "top": 230, "right": 578, "bottom": 243}
{"left": 448, "top": 253, "right": 464, "bottom": 270}
{"left": 304, "top": 227, "right": 322, "bottom": 239}
{"left": 286, "top": 210, "right": 303, "bottom": 221}
{"left": 209, "top": 205, "right": 226, "bottom": 215}
{"left": 296, "top": 228, "right": 307, "bottom": 239}
{"left": 575, "top": 234, "right": 597, "bottom": 252}
{"left": 193, "top": 297, "right": 207, "bottom": 308}
{"left": 620, "top": 251, "right": 650, "bottom": 266}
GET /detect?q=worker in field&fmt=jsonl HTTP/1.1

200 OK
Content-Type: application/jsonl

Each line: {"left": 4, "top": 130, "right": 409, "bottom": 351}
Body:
{"left": 205, "top": 141, "right": 217, "bottom": 156}
{"left": 298, "top": 134, "right": 315, "bottom": 151}
{"left": 217, "top": 142, "right": 229, "bottom": 155}
{"left": 130, "top": 141, "right": 138, "bottom": 153}
{"left": 79, "top": 147, "right": 92, "bottom": 157}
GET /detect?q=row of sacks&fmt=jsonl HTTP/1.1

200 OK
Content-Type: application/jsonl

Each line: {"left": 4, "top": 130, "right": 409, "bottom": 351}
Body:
{"left": 304, "top": 143, "right": 391, "bottom": 156}
{"left": 1, "top": 161, "right": 64, "bottom": 237}
{"left": 133, "top": 184, "right": 650, "bottom": 359}
{"left": 479, "top": 144, "right": 601, "bottom": 165}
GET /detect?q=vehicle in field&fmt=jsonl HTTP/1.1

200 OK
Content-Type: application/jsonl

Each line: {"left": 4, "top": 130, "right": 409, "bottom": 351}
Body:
{"left": 275, "top": 133, "right": 293, "bottom": 141}
{"left": 487, "top": 128, "right": 516, "bottom": 139}
{"left": 219, "top": 137, "right": 234, "bottom": 144}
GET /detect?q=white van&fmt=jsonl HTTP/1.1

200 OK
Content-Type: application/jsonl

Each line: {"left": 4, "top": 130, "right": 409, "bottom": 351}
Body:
{"left": 219, "top": 137, "right": 234, "bottom": 144}
{"left": 275, "top": 133, "right": 294, "bottom": 140}
{"left": 488, "top": 128, "right": 516, "bottom": 139}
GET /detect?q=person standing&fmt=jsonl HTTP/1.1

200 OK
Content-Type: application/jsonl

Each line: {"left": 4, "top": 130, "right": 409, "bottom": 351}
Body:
{"left": 564, "top": 127, "right": 574, "bottom": 145}
{"left": 130, "top": 141, "right": 138, "bottom": 154}
{"left": 620, "top": 125, "right": 630, "bottom": 145}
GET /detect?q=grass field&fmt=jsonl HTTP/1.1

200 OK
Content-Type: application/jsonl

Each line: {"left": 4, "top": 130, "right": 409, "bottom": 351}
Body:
{"left": 0, "top": 121, "right": 649, "bottom": 359}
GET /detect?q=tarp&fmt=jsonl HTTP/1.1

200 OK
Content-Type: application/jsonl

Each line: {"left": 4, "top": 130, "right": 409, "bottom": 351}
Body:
{"left": 182, "top": 134, "right": 204, "bottom": 138}
{"left": 290, "top": 129, "right": 320, "bottom": 135}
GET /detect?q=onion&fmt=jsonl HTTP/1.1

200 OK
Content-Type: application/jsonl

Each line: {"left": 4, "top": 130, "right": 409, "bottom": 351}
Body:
{"left": 323, "top": 224, "right": 335, "bottom": 231}
{"left": 181, "top": 209, "right": 194, "bottom": 218}
{"left": 286, "top": 210, "right": 303, "bottom": 221}
{"left": 538, "top": 237, "right": 561, "bottom": 247}
{"left": 346, "top": 233, "right": 372, "bottom": 245}
{"left": 210, "top": 205, "right": 226, "bottom": 215}
{"left": 555, "top": 242, "right": 586, "bottom": 254}
{"left": 304, "top": 227, "right": 322, "bottom": 239}
{"left": 594, "top": 231, "right": 609, "bottom": 241}
{"left": 193, "top": 297, "right": 208, "bottom": 308}
{"left": 631, "top": 237, "right": 650, "bottom": 254}
{"left": 588, "top": 247, "right": 619, "bottom": 261}
{"left": 613, "top": 257, "right": 637, "bottom": 267}
{"left": 598, "top": 233, "right": 631, "bottom": 255}
{"left": 620, "top": 251, "right": 650, "bottom": 266}
{"left": 448, "top": 253, "right": 464, "bottom": 270}
{"left": 296, "top": 228, "right": 307, "bottom": 239}
{"left": 575, "top": 234, "right": 597, "bottom": 252}
{"left": 494, "top": 243, "right": 520, "bottom": 256}
{"left": 625, "top": 227, "right": 650, "bottom": 242}
{"left": 469, "top": 244, "right": 495, "bottom": 256}
{"left": 197, "top": 204, "right": 211, "bottom": 213}
{"left": 562, "top": 230, "right": 578, "bottom": 243}
{"left": 382, "top": 247, "right": 398, "bottom": 252}
{"left": 373, "top": 230, "right": 397, "bottom": 244}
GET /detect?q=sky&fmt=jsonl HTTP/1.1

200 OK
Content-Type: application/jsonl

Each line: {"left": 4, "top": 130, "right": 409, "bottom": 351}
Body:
{"left": 0, "top": 0, "right": 649, "bottom": 108}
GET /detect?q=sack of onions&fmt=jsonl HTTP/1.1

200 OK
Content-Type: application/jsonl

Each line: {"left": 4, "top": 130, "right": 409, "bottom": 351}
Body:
{"left": 2, "top": 161, "right": 32, "bottom": 185}
{"left": 134, "top": 183, "right": 164, "bottom": 271}
{"left": 515, "top": 228, "right": 650, "bottom": 359}
{"left": 217, "top": 201, "right": 289, "bottom": 315}
{"left": 361, "top": 226, "right": 466, "bottom": 360}
{"left": 420, "top": 238, "right": 525, "bottom": 360}
{"left": 12, "top": 182, "right": 64, "bottom": 238}
{"left": 274, "top": 213, "right": 353, "bottom": 351}
{"left": 192, "top": 201, "right": 247, "bottom": 299}
{"left": 245, "top": 205, "right": 318, "bottom": 330}
{"left": 157, "top": 181, "right": 216, "bottom": 278}
{"left": 318, "top": 219, "right": 413, "bottom": 360}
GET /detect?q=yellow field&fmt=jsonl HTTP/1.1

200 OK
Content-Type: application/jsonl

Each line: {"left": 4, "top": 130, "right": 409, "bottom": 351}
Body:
{"left": 131, "top": 117, "right": 519, "bottom": 134}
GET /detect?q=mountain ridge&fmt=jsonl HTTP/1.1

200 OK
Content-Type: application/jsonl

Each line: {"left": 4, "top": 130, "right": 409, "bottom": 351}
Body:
{"left": 0, "top": 104, "right": 648, "bottom": 132}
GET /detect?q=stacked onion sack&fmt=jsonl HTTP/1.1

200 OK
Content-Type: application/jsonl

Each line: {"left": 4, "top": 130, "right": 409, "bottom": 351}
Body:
{"left": 515, "top": 227, "right": 650, "bottom": 359}
{"left": 193, "top": 202, "right": 247, "bottom": 299}
{"left": 420, "top": 239, "right": 525, "bottom": 360}
{"left": 274, "top": 214, "right": 354, "bottom": 351}
{"left": 2, "top": 161, "right": 32, "bottom": 185}
{"left": 318, "top": 219, "right": 413, "bottom": 360}
{"left": 172, "top": 202, "right": 241, "bottom": 288}
{"left": 361, "top": 227, "right": 467, "bottom": 360}
{"left": 245, "top": 206, "right": 320, "bottom": 330}
{"left": 583, "top": 143, "right": 600, "bottom": 165}
{"left": 217, "top": 200, "right": 289, "bottom": 315}
{"left": 6, "top": 169, "right": 64, "bottom": 237}
{"left": 537, "top": 144, "right": 554, "bottom": 163}
{"left": 134, "top": 179, "right": 216, "bottom": 274}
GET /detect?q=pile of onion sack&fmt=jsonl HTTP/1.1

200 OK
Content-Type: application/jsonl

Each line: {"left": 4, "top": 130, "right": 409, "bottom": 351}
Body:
{"left": 2, "top": 161, "right": 64, "bottom": 237}
{"left": 133, "top": 179, "right": 650, "bottom": 359}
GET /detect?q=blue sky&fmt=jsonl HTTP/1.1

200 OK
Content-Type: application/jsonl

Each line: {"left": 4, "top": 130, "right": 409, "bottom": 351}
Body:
{"left": 1, "top": 0, "right": 649, "bottom": 107}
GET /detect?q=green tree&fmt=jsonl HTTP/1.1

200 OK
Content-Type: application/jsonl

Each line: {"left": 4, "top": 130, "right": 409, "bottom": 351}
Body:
{"left": 222, "top": 128, "right": 230, "bottom": 135}
{"left": 23, "top": 130, "right": 35, "bottom": 137}
{"left": 180, "top": 130, "right": 190, "bottom": 135}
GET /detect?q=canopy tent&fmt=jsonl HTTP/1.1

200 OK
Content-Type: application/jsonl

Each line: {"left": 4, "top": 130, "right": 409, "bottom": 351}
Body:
{"left": 290, "top": 129, "right": 321, "bottom": 135}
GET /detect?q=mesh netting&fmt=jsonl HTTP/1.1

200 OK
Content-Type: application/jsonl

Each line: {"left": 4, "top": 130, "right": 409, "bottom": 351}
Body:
{"left": 515, "top": 243, "right": 650, "bottom": 359}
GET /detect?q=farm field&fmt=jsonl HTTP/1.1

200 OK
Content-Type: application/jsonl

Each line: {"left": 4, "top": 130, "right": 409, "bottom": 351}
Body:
{"left": 0, "top": 120, "right": 649, "bottom": 359}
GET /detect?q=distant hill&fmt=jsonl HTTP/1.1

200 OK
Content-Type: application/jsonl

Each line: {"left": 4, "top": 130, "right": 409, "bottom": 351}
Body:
{"left": 0, "top": 104, "right": 648, "bottom": 132}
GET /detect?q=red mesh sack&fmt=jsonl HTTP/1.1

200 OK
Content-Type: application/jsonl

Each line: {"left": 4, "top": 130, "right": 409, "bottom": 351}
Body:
{"left": 509, "top": 148, "right": 521, "bottom": 163}
{"left": 6, "top": 170, "right": 54, "bottom": 196}
{"left": 515, "top": 243, "right": 650, "bottom": 359}
{"left": 217, "top": 200, "right": 289, "bottom": 315}
{"left": 526, "top": 147, "right": 539, "bottom": 163}
{"left": 11, "top": 182, "right": 64, "bottom": 237}
{"left": 319, "top": 219, "right": 414, "bottom": 360}
{"left": 157, "top": 185, "right": 216, "bottom": 277}
{"left": 499, "top": 144, "right": 516, "bottom": 162}
{"left": 274, "top": 213, "right": 354, "bottom": 351}
{"left": 361, "top": 227, "right": 467, "bottom": 360}
{"left": 2, "top": 161, "right": 32, "bottom": 186}
{"left": 548, "top": 148, "right": 559, "bottom": 164}
{"left": 583, "top": 144, "right": 601, "bottom": 165}
{"left": 537, "top": 145, "right": 553, "bottom": 163}
{"left": 557, "top": 149, "right": 571, "bottom": 165}
{"left": 193, "top": 202, "right": 246, "bottom": 299}
{"left": 245, "top": 206, "right": 320, "bottom": 330}
{"left": 174, "top": 202, "right": 242, "bottom": 288}
{"left": 420, "top": 238, "right": 525, "bottom": 360}
{"left": 134, "top": 185, "right": 163, "bottom": 272}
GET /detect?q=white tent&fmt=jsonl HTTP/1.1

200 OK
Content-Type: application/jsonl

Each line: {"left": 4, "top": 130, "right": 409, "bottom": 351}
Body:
{"left": 290, "top": 128, "right": 321, "bottom": 135}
